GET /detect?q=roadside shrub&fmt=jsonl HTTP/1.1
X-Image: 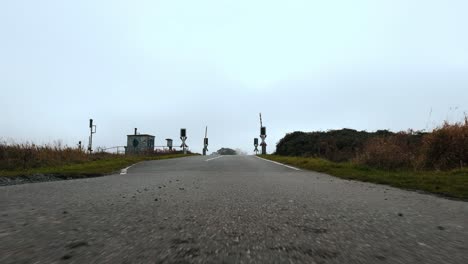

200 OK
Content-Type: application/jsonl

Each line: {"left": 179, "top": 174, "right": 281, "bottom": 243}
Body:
{"left": 275, "top": 129, "right": 379, "bottom": 162}
{"left": 355, "top": 131, "right": 424, "bottom": 170}
{"left": 275, "top": 116, "right": 467, "bottom": 171}
{"left": 420, "top": 117, "right": 468, "bottom": 170}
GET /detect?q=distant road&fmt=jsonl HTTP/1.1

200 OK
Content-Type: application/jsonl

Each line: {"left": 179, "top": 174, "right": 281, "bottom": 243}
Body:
{"left": 1, "top": 155, "right": 467, "bottom": 263}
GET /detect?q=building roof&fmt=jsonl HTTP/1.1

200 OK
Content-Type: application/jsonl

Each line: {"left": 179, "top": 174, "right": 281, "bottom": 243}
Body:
{"left": 127, "top": 134, "right": 155, "bottom": 137}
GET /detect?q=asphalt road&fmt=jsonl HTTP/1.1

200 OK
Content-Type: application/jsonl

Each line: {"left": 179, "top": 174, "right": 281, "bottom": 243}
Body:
{"left": 1, "top": 155, "right": 467, "bottom": 264}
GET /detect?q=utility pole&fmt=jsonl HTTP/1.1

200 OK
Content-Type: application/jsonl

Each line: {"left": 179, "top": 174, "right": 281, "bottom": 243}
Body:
{"left": 180, "top": 128, "right": 188, "bottom": 154}
{"left": 203, "top": 126, "right": 208, "bottom": 156}
{"left": 259, "top": 113, "right": 267, "bottom": 155}
{"left": 88, "top": 119, "right": 97, "bottom": 154}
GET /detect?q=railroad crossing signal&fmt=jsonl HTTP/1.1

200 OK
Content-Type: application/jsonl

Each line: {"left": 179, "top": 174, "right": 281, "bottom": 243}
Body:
{"left": 254, "top": 138, "right": 259, "bottom": 154}
{"left": 180, "top": 128, "right": 188, "bottom": 154}
{"left": 259, "top": 113, "right": 267, "bottom": 155}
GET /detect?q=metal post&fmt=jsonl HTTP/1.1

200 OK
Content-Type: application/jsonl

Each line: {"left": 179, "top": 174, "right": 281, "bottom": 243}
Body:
{"left": 260, "top": 127, "right": 267, "bottom": 155}
{"left": 203, "top": 137, "right": 208, "bottom": 156}
{"left": 260, "top": 136, "right": 266, "bottom": 155}
{"left": 88, "top": 119, "right": 96, "bottom": 154}
{"left": 203, "top": 126, "right": 208, "bottom": 156}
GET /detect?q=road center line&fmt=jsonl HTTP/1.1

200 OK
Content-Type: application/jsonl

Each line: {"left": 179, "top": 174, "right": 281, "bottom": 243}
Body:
{"left": 205, "top": 156, "right": 224, "bottom": 162}
{"left": 255, "top": 156, "right": 301, "bottom": 171}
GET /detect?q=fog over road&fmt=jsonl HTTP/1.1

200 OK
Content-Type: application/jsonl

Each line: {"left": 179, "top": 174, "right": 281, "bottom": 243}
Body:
{"left": 1, "top": 155, "right": 467, "bottom": 263}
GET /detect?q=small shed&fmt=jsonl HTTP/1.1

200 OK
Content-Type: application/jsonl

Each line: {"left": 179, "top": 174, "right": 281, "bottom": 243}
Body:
{"left": 166, "top": 138, "right": 173, "bottom": 150}
{"left": 126, "top": 130, "right": 155, "bottom": 155}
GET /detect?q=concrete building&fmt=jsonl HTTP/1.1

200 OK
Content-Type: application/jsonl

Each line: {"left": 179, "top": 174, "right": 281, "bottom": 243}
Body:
{"left": 126, "top": 129, "right": 155, "bottom": 155}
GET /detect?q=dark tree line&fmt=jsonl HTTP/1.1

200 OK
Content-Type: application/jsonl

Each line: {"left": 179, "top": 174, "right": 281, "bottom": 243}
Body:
{"left": 275, "top": 129, "right": 425, "bottom": 163}
{"left": 278, "top": 129, "right": 383, "bottom": 161}
{"left": 217, "top": 148, "right": 237, "bottom": 155}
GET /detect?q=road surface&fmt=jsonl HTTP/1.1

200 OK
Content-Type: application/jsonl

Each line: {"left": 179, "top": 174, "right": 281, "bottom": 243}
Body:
{"left": 1, "top": 155, "right": 467, "bottom": 263}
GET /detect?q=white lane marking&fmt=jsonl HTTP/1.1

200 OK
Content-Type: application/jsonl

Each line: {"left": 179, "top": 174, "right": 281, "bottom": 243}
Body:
{"left": 120, "top": 162, "right": 140, "bottom": 175}
{"left": 205, "top": 156, "right": 224, "bottom": 162}
{"left": 255, "top": 156, "right": 301, "bottom": 171}
{"left": 120, "top": 166, "right": 131, "bottom": 175}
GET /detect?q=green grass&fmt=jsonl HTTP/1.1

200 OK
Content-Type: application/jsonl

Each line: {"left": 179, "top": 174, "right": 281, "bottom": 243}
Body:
{"left": 0, "top": 154, "right": 194, "bottom": 178}
{"left": 260, "top": 155, "right": 468, "bottom": 200}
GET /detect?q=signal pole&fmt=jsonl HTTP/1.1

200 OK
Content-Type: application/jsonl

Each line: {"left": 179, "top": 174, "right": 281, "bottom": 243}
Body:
{"left": 180, "top": 128, "right": 188, "bottom": 154}
{"left": 88, "top": 119, "right": 97, "bottom": 153}
{"left": 254, "top": 138, "right": 259, "bottom": 154}
{"left": 203, "top": 126, "right": 208, "bottom": 156}
{"left": 259, "top": 113, "right": 267, "bottom": 155}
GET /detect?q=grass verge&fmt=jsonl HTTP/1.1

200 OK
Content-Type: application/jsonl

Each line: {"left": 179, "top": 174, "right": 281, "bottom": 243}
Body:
{"left": 260, "top": 155, "right": 468, "bottom": 200}
{"left": 0, "top": 154, "right": 194, "bottom": 178}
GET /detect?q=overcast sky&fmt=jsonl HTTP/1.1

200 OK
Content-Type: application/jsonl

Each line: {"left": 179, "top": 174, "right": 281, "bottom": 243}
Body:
{"left": 1, "top": 0, "right": 467, "bottom": 154}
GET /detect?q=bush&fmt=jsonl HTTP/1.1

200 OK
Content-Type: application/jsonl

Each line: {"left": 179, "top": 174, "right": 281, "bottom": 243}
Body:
{"left": 355, "top": 131, "right": 424, "bottom": 170}
{"left": 275, "top": 129, "right": 397, "bottom": 162}
{"left": 217, "top": 148, "right": 237, "bottom": 155}
{"left": 274, "top": 117, "right": 467, "bottom": 171}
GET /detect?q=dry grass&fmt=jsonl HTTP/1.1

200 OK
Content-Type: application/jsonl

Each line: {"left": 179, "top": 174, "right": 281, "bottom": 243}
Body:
{"left": 356, "top": 117, "right": 467, "bottom": 170}
{"left": 420, "top": 117, "right": 468, "bottom": 170}
{"left": 355, "top": 131, "right": 423, "bottom": 170}
{"left": 0, "top": 142, "right": 89, "bottom": 170}
{"left": 0, "top": 140, "right": 195, "bottom": 176}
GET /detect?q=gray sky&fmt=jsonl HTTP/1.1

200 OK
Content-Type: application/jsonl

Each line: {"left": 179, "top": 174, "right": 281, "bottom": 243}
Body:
{"left": 1, "top": 0, "right": 467, "bottom": 154}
